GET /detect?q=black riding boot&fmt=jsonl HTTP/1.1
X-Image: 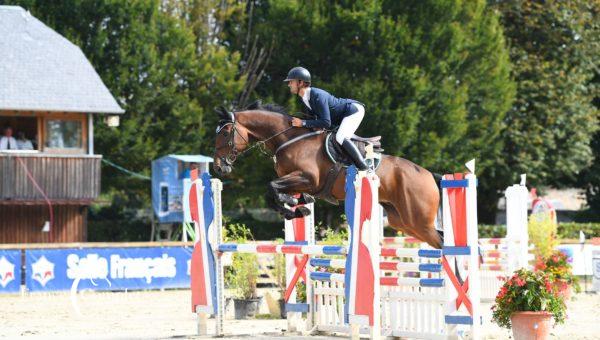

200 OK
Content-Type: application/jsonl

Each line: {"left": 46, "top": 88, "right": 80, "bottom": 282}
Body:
{"left": 342, "top": 139, "right": 369, "bottom": 171}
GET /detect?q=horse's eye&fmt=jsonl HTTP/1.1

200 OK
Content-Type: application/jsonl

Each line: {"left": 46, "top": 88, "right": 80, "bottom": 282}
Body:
{"left": 223, "top": 131, "right": 229, "bottom": 137}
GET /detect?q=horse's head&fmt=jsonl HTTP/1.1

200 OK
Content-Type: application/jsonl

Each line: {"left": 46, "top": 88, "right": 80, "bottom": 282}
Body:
{"left": 213, "top": 107, "right": 251, "bottom": 175}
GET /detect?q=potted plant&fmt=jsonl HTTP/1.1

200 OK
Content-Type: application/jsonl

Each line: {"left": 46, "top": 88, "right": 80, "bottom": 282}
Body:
{"left": 535, "top": 250, "right": 581, "bottom": 300}
{"left": 224, "top": 223, "right": 260, "bottom": 319}
{"left": 492, "top": 269, "right": 566, "bottom": 340}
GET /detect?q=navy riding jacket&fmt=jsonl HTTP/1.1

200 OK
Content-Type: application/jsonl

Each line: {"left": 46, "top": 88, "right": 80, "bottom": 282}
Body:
{"left": 300, "top": 87, "right": 362, "bottom": 129}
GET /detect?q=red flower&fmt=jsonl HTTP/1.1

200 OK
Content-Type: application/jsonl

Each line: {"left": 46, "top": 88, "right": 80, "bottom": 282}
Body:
{"left": 535, "top": 262, "right": 547, "bottom": 271}
{"left": 516, "top": 277, "right": 526, "bottom": 287}
{"left": 497, "top": 286, "right": 508, "bottom": 299}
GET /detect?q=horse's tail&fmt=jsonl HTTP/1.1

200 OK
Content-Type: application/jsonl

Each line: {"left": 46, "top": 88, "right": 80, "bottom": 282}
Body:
{"left": 432, "top": 172, "right": 443, "bottom": 186}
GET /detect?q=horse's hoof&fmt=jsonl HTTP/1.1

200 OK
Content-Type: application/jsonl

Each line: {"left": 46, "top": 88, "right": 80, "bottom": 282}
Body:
{"left": 278, "top": 194, "right": 298, "bottom": 207}
{"left": 298, "top": 193, "right": 315, "bottom": 205}
{"left": 283, "top": 212, "right": 296, "bottom": 220}
{"left": 294, "top": 206, "right": 312, "bottom": 218}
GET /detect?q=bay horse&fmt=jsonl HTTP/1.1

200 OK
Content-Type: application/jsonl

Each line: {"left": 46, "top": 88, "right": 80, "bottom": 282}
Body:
{"left": 212, "top": 105, "right": 442, "bottom": 248}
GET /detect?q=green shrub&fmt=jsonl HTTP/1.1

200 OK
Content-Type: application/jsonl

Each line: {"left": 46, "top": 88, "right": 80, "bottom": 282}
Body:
{"left": 224, "top": 223, "right": 259, "bottom": 299}
{"left": 528, "top": 214, "right": 559, "bottom": 259}
{"left": 477, "top": 224, "right": 507, "bottom": 238}
{"left": 477, "top": 223, "right": 600, "bottom": 240}
{"left": 556, "top": 222, "right": 600, "bottom": 239}
{"left": 320, "top": 227, "right": 349, "bottom": 245}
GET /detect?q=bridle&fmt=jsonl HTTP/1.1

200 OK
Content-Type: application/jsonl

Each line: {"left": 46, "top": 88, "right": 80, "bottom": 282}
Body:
{"left": 215, "top": 117, "right": 293, "bottom": 168}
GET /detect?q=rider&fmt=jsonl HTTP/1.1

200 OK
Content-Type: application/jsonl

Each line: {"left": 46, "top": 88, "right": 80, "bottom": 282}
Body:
{"left": 284, "top": 66, "right": 368, "bottom": 170}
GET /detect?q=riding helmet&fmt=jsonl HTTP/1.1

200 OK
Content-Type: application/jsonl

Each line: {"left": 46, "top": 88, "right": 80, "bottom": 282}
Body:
{"left": 284, "top": 66, "right": 311, "bottom": 83}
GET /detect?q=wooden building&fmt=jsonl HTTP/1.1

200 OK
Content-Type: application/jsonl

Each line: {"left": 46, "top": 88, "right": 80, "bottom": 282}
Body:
{"left": 0, "top": 6, "right": 124, "bottom": 243}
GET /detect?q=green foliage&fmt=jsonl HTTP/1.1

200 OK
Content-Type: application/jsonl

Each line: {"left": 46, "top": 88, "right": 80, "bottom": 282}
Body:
{"left": 227, "top": 252, "right": 259, "bottom": 299}
{"left": 5, "top": 0, "right": 245, "bottom": 220}
{"left": 477, "top": 224, "right": 509, "bottom": 239}
{"left": 223, "top": 223, "right": 259, "bottom": 299}
{"left": 489, "top": 0, "right": 599, "bottom": 215}
{"left": 223, "top": 222, "right": 255, "bottom": 243}
{"left": 316, "top": 227, "right": 348, "bottom": 274}
{"left": 556, "top": 222, "right": 600, "bottom": 239}
{"left": 271, "top": 238, "right": 286, "bottom": 295}
{"left": 491, "top": 269, "right": 566, "bottom": 329}
{"left": 88, "top": 200, "right": 151, "bottom": 241}
{"left": 217, "top": 0, "right": 514, "bottom": 221}
{"left": 479, "top": 222, "right": 600, "bottom": 240}
{"left": 582, "top": 130, "right": 600, "bottom": 218}
{"left": 528, "top": 214, "right": 559, "bottom": 259}
{"left": 249, "top": 0, "right": 513, "bottom": 169}
{"left": 319, "top": 227, "right": 349, "bottom": 245}
{"left": 5, "top": 0, "right": 598, "bottom": 236}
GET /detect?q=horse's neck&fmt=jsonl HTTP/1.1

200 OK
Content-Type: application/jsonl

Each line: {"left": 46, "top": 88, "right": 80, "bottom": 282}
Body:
{"left": 238, "top": 111, "right": 304, "bottom": 152}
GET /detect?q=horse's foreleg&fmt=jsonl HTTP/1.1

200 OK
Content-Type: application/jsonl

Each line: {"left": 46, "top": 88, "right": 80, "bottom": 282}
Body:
{"left": 268, "top": 171, "right": 315, "bottom": 220}
{"left": 276, "top": 192, "right": 315, "bottom": 207}
{"left": 266, "top": 183, "right": 296, "bottom": 219}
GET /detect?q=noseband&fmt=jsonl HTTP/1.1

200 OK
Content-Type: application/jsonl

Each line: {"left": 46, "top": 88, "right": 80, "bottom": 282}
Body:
{"left": 216, "top": 117, "right": 293, "bottom": 168}
{"left": 216, "top": 121, "right": 244, "bottom": 167}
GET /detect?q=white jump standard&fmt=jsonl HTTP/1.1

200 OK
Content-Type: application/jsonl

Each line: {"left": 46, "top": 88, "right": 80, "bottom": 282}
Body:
{"left": 188, "top": 161, "right": 482, "bottom": 339}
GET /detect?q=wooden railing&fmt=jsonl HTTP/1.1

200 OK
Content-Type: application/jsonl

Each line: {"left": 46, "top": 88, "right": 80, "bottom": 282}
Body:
{"left": 0, "top": 153, "right": 101, "bottom": 202}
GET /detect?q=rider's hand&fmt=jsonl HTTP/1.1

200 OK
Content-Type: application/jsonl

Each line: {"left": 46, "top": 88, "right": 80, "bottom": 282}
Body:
{"left": 290, "top": 117, "right": 304, "bottom": 127}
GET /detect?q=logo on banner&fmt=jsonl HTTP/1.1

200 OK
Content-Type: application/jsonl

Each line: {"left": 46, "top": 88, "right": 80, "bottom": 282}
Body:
{"left": 31, "top": 256, "right": 55, "bottom": 287}
{"left": 0, "top": 256, "right": 15, "bottom": 288}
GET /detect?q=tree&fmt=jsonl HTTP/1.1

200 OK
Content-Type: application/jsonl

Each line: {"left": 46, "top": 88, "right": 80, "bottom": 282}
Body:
{"left": 219, "top": 0, "right": 514, "bottom": 222}
{"left": 5, "top": 0, "right": 245, "bottom": 238}
{"left": 490, "top": 0, "right": 599, "bottom": 220}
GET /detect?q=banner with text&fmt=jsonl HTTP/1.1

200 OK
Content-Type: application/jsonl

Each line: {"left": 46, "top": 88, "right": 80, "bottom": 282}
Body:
{"left": 25, "top": 247, "right": 193, "bottom": 292}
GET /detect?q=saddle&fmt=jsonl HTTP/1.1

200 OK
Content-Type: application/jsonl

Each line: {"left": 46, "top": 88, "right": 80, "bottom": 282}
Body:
{"left": 324, "top": 132, "right": 384, "bottom": 168}
{"left": 315, "top": 132, "right": 384, "bottom": 205}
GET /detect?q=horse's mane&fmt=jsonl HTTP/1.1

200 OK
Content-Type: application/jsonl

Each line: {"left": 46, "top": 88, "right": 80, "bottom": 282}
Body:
{"left": 243, "top": 100, "right": 289, "bottom": 116}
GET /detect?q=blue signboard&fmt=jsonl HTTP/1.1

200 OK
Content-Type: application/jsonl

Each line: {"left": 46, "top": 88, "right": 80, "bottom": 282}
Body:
{"left": 25, "top": 247, "right": 193, "bottom": 292}
{"left": 0, "top": 250, "right": 21, "bottom": 293}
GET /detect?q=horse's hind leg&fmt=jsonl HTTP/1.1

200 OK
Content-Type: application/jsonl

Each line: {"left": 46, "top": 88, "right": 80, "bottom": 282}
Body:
{"left": 383, "top": 205, "right": 442, "bottom": 249}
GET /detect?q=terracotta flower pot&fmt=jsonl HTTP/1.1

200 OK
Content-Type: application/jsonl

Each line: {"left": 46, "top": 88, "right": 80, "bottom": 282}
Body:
{"left": 510, "top": 311, "right": 552, "bottom": 340}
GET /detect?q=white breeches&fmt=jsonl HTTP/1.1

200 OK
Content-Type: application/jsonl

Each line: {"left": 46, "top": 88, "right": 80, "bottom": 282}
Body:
{"left": 335, "top": 103, "right": 365, "bottom": 144}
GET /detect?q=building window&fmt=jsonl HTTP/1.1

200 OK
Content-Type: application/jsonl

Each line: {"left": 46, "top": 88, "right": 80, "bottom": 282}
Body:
{"left": 45, "top": 120, "right": 82, "bottom": 149}
{"left": 0, "top": 116, "right": 39, "bottom": 151}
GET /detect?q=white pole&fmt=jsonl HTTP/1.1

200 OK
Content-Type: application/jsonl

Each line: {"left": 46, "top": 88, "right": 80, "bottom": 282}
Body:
{"left": 466, "top": 170, "right": 481, "bottom": 339}
{"left": 212, "top": 179, "right": 225, "bottom": 336}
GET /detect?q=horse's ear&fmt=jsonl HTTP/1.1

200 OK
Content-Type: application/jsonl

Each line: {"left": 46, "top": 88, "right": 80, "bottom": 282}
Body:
{"left": 214, "top": 106, "right": 235, "bottom": 123}
{"left": 246, "top": 100, "right": 262, "bottom": 110}
{"left": 214, "top": 106, "right": 226, "bottom": 119}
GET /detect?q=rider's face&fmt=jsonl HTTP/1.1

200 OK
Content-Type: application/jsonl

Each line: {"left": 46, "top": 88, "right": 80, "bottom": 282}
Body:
{"left": 287, "top": 80, "right": 300, "bottom": 95}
